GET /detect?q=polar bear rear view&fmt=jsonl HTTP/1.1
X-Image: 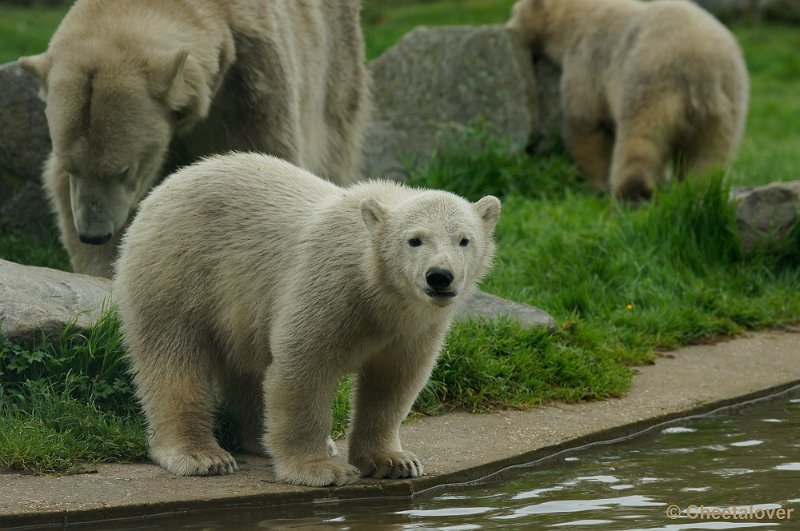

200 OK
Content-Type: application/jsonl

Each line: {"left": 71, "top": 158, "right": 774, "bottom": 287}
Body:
{"left": 113, "top": 153, "right": 500, "bottom": 486}
{"left": 508, "top": 0, "right": 749, "bottom": 200}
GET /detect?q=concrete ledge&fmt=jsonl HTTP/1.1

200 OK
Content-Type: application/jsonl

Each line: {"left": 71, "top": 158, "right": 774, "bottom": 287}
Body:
{"left": 1, "top": 329, "right": 799, "bottom": 528}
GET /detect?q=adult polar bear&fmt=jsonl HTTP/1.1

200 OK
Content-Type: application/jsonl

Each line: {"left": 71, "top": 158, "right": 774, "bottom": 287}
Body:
{"left": 19, "top": 0, "right": 370, "bottom": 277}
{"left": 113, "top": 153, "right": 500, "bottom": 486}
{"left": 508, "top": 0, "right": 748, "bottom": 200}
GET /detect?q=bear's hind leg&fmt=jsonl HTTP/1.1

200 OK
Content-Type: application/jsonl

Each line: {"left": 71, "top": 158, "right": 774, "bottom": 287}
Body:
{"left": 609, "top": 131, "right": 670, "bottom": 202}
{"left": 133, "top": 339, "right": 237, "bottom": 476}
{"left": 563, "top": 118, "right": 615, "bottom": 192}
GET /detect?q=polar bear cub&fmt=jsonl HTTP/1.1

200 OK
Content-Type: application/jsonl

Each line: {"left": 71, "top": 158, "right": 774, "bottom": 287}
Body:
{"left": 508, "top": 0, "right": 749, "bottom": 200}
{"left": 113, "top": 153, "right": 500, "bottom": 487}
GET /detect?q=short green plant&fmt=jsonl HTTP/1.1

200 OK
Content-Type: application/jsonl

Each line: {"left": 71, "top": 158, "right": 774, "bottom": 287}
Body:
{"left": 1, "top": 309, "right": 134, "bottom": 414}
{"left": 0, "top": 381, "right": 147, "bottom": 474}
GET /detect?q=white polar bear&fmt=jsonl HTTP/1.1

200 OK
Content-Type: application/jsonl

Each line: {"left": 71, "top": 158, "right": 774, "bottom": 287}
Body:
{"left": 19, "top": 0, "right": 370, "bottom": 278}
{"left": 507, "top": 0, "right": 749, "bottom": 201}
{"left": 113, "top": 153, "right": 501, "bottom": 487}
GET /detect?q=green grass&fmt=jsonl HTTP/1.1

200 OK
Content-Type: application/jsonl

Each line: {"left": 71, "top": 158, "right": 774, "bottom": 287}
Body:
{"left": 363, "top": 0, "right": 515, "bottom": 59}
{"left": 728, "top": 23, "right": 800, "bottom": 185}
{"left": 2, "top": 1, "right": 800, "bottom": 473}
{"left": 0, "top": 310, "right": 148, "bottom": 472}
{"left": 0, "top": 3, "right": 68, "bottom": 64}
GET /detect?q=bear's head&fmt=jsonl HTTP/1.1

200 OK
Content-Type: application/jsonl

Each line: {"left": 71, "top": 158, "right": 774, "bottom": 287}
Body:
{"left": 361, "top": 192, "right": 501, "bottom": 309}
{"left": 18, "top": 38, "right": 220, "bottom": 245}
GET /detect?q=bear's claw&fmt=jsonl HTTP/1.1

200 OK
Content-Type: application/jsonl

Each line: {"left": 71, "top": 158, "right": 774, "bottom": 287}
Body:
{"left": 354, "top": 450, "right": 423, "bottom": 479}
{"left": 274, "top": 456, "right": 361, "bottom": 487}
{"left": 151, "top": 445, "right": 239, "bottom": 476}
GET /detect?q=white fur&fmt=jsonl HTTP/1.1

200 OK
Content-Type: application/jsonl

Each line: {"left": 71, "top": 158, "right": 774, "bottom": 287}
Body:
{"left": 113, "top": 153, "right": 500, "bottom": 486}
{"left": 508, "top": 0, "right": 749, "bottom": 200}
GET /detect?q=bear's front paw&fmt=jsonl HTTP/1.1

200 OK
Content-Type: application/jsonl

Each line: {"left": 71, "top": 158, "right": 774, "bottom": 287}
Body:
{"left": 351, "top": 450, "right": 423, "bottom": 479}
{"left": 150, "top": 445, "right": 238, "bottom": 476}
{"left": 273, "top": 455, "right": 360, "bottom": 487}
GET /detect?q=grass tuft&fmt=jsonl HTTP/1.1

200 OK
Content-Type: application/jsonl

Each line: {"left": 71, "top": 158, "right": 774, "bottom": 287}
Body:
{"left": 0, "top": 381, "right": 147, "bottom": 474}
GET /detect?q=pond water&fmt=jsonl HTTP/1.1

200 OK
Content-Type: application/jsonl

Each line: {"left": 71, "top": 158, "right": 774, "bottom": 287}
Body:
{"left": 105, "top": 388, "right": 800, "bottom": 530}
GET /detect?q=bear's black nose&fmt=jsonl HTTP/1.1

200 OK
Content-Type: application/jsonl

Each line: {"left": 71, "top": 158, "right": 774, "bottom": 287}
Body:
{"left": 426, "top": 268, "right": 453, "bottom": 290}
{"left": 79, "top": 233, "right": 112, "bottom": 245}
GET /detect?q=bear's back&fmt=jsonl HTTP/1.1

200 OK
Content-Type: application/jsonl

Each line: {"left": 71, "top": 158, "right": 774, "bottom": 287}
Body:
{"left": 116, "top": 154, "right": 341, "bottom": 312}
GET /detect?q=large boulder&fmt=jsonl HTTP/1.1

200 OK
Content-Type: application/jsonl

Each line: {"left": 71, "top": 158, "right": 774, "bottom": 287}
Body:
{"left": 364, "top": 25, "right": 561, "bottom": 180}
{"left": 733, "top": 181, "right": 800, "bottom": 253}
{"left": 0, "top": 61, "right": 54, "bottom": 241}
{"left": 0, "top": 259, "right": 111, "bottom": 344}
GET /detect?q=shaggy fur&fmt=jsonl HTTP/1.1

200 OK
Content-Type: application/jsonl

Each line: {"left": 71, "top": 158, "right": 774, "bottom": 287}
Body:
{"left": 19, "top": 0, "right": 370, "bottom": 277}
{"left": 507, "top": 0, "right": 749, "bottom": 200}
{"left": 113, "top": 153, "right": 500, "bottom": 487}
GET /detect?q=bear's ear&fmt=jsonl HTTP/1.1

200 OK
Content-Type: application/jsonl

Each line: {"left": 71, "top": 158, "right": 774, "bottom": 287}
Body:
{"left": 474, "top": 195, "right": 501, "bottom": 231}
{"left": 149, "top": 49, "right": 189, "bottom": 100}
{"left": 18, "top": 53, "right": 51, "bottom": 97}
{"left": 360, "top": 198, "right": 387, "bottom": 233}
{"left": 149, "top": 50, "right": 211, "bottom": 126}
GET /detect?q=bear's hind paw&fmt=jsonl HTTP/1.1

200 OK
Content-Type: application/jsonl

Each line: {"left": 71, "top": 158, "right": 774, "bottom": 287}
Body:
{"left": 352, "top": 450, "right": 423, "bottom": 480}
{"left": 151, "top": 445, "right": 239, "bottom": 476}
{"left": 274, "top": 456, "right": 360, "bottom": 487}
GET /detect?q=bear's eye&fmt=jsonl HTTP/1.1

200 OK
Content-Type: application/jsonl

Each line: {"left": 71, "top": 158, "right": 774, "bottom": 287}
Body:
{"left": 408, "top": 237, "right": 422, "bottom": 247}
{"left": 460, "top": 238, "right": 470, "bottom": 247}
{"left": 114, "top": 166, "right": 131, "bottom": 181}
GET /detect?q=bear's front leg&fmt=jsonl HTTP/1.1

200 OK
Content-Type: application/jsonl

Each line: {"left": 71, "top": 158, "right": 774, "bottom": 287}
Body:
{"left": 348, "top": 347, "right": 438, "bottom": 479}
{"left": 263, "top": 358, "right": 360, "bottom": 487}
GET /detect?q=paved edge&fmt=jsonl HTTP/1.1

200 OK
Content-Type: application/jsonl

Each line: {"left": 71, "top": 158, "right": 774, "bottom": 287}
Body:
{"left": 1, "top": 329, "right": 798, "bottom": 528}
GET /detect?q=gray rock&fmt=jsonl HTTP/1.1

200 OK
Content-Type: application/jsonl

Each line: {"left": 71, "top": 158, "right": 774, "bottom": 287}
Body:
{"left": 732, "top": 181, "right": 800, "bottom": 253}
{"left": 456, "top": 290, "right": 556, "bottom": 331}
{"left": 364, "top": 25, "right": 554, "bottom": 179}
{"left": 0, "top": 259, "right": 111, "bottom": 344}
{"left": 0, "top": 61, "right": 55, "bottom": 241}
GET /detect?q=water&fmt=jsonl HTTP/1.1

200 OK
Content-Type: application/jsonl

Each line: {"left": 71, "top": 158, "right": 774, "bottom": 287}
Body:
{"left": 108, "top": 391, "right": 800, "bottom": 530}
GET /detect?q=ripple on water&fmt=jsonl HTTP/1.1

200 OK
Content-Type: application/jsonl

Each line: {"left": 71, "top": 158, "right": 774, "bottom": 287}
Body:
{"left": 730, "top": 440, "right": 764, "bottom": 447}
{"left": 661, "top": 426, "right": 697, "bottom": 434}
{"left": 511, "top": 486, "right": 564, "bottom": 500}
{"left": 552, "top": 519, "right": 615, "bottom": 526}
{"left": 681, "top": 486, "right": 711, "bottom": 492}
{"left": 712, "top": 468, "right": 756, "bottom": 476}
{"left": 493, "top": 495, "right": 665, "bottom": 519}
{"left": 396, "top": 507, "right": 493, "bottom": 518}
{"left": 610, "top": 484, "right": 635, "bottom": 490}
{"left": 774, "top": 462, "right": 800, "bottom": 471}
